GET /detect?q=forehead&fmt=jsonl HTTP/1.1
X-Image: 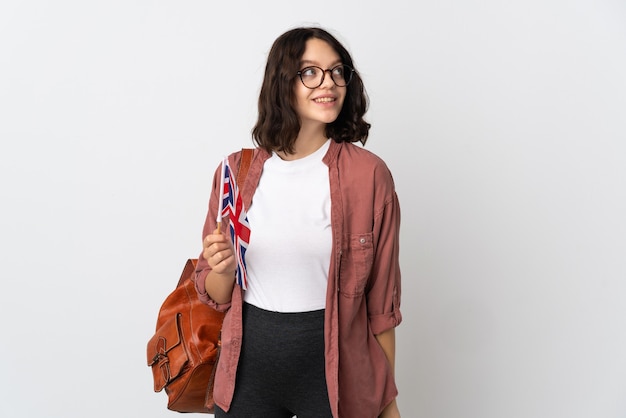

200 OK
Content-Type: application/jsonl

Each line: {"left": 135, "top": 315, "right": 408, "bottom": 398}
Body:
{"left": 300, "top": 38, "right": 341, "bottom": 65}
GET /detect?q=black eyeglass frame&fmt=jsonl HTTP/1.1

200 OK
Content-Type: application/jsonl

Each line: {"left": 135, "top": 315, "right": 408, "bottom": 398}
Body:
{"left": 296, "top": 64, "right": 355, "bottom": 89}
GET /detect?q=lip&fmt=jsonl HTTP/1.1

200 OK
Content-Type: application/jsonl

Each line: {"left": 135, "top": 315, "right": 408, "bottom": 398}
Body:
{"left": 312, "top": 94, "right": 337, "bottom": 103}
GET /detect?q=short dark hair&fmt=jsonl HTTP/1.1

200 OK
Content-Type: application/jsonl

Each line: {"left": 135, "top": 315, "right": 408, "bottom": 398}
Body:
{"left": 252, "top": 27, "right": 370, "bottom": 154}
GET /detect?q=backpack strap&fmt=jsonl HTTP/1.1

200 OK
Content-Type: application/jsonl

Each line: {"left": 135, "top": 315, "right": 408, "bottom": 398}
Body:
{"left": 237, "top": 148, "right": 254, "bottom": 190}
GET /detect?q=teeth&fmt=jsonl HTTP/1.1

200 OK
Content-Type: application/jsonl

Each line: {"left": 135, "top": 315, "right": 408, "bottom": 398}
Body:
{"left": 314, "top": 97, "right": 335, "bottom": 103}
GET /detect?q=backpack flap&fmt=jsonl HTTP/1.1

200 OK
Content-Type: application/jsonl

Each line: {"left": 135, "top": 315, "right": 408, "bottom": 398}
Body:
{"left": 147, "top": 313, "right": 189, "bottom": 392}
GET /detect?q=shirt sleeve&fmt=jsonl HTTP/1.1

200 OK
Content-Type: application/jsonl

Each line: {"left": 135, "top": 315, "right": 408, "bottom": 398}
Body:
{"left": 366, "top": 171, "right": 403, "bottom": 335}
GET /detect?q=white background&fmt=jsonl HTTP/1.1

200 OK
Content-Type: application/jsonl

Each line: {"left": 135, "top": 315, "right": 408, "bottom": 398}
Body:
{"left": 1, "top": 1, "right": 625, "bottom": 417}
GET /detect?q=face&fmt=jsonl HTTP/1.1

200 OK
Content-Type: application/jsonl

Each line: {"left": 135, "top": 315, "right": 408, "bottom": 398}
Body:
{"left": 293, "top": 38, "right": 347, "bottom": 131}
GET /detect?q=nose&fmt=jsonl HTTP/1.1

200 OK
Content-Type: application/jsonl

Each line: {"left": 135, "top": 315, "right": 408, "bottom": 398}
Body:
{"left": 319, "top": 69, "right": 335, "bottom": 89}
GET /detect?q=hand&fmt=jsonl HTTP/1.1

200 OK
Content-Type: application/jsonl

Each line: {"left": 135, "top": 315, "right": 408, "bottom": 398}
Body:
{"left": 203, "top": 228, "right": 237, "bottom": 277}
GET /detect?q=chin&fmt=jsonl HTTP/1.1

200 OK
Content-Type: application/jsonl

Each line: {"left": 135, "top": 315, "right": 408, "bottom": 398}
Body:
{"left": 320, "top": 111, "right": 342, "bottom": 124}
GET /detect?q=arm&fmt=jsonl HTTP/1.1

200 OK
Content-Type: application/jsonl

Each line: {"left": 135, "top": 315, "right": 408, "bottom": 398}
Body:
{"left": 376, "top": 327, "right": 396, "bottom": 372}
{"left": 376, "top": 328, "right": 401, "bottom": 418}
{"left": 368, "top": 176, "right": 402, "bottom": 417}
{"left": 195, "top": 157, "right": 239, "bottom": 308}
{"left": 202, "top": 228, "right": 237, "bottom": 304}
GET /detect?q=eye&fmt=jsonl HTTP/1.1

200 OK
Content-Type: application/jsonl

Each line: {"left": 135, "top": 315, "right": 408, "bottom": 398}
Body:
{"left": 332, "top": 65, "right": 345, "bottom": 77}
{"left": 300, "top": 66, "right": 319, "bottom": 78}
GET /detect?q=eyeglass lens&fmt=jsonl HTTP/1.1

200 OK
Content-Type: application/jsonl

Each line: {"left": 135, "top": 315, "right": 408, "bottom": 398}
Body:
{"left": 299, "top": 65, "right": 353, "bottom": 89}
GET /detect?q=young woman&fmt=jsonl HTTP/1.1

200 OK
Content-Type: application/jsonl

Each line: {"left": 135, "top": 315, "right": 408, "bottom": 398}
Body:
{"left": 195, "top": 27, "right": 402, "bottom": 418}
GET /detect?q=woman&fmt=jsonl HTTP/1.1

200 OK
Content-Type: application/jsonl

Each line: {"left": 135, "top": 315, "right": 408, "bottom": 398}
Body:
{"left": 195, "top": 26, "right": 402, "bottom": 418}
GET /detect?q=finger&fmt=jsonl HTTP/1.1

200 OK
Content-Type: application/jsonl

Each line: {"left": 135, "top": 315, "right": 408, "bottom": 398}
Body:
{"left": 211, "top": 253, "right": 235, "bottom": 272}
{"left": 204, "top": 233, "right": 226, "bottom": 248}
{"left": 209, "top": 250, "right": 234, "bottom": 270}
{"left": 203, "top": 242, "right": 220, "bottom": 259}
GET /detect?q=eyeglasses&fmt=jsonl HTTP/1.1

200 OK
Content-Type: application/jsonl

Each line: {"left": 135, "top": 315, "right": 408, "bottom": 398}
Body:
{"left": 296, "top": 64, "right": 354, "bottom": 89}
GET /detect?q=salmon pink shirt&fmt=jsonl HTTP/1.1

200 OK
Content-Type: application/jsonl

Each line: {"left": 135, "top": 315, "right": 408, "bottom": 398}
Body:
{"left": 195, "top": 140, "right": 402, "bottom": 418}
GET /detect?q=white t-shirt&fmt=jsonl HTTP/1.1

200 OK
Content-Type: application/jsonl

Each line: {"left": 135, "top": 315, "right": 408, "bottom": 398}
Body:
{"left": 244, "top": 140, "right": 332, "bottom": 312}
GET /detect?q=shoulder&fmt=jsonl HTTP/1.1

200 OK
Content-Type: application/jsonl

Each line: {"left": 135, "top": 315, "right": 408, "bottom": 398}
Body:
{"left": 335, "top": 142, "right": 395, "bottom": 184}
{"left": 330, "top": 142, "right": 398, "bottom": 208}
{"left": 337, "top": 141, "right": 386, "bottom": 164}
{"left": 228, "top": 147, "right": 270, "bottom": 162}
{"left": 224, "top": 147, "right": 270, "bottom": 173}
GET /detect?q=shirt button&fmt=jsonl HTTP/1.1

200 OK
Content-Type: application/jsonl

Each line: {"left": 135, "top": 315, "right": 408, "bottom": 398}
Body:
{"left": 359, "top": 238, "right": 366, "bottom": 244}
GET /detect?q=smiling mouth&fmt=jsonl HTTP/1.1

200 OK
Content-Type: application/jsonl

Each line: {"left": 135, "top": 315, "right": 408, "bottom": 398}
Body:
{"left": 314, "top": 97, "right": 336, "bottom": 103}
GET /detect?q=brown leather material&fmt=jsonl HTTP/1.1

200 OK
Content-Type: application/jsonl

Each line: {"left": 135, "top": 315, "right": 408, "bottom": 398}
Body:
{"left": 147, "top": 259, "right": 225, "bottom": 413}
{"left": 147, "top": 149, "right": 255, "bottom": 413}
{"left": 237, "top": 148, "right": 254, "bottom": 188}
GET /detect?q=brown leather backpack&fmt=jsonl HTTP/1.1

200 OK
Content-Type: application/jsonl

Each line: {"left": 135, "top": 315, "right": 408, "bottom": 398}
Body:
{"left": 146, "top": 149, "right": 253, "bottom": 413}
{"left": 147, "top": 258, "right": 225, "bottom": 413}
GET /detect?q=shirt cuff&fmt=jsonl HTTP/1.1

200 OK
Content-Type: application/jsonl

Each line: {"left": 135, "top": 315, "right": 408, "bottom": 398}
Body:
{"left": 369, "top": 309, "right": 402, "bottom": 335}
{"left": 195, "top": 270, "right": 232, "bottom": 312}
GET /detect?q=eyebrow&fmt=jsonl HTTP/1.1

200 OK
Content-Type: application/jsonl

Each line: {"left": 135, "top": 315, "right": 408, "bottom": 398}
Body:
{"left": 300, "top": 59, "right": 343, "bottom": 67}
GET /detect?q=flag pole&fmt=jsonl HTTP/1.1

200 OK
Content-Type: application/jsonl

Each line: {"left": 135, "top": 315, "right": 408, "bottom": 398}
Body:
{"left": 216, "top": 156, "right": 226, "bottom": 233}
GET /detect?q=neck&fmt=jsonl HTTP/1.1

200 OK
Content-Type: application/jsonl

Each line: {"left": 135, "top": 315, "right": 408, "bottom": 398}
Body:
{"left": 278, "top": 124, "right": 328, "bottom": 161}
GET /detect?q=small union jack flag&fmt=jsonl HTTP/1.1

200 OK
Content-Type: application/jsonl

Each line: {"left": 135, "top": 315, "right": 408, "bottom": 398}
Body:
{"left": 219, "top": 158, "right": 250, "bottom": 289}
